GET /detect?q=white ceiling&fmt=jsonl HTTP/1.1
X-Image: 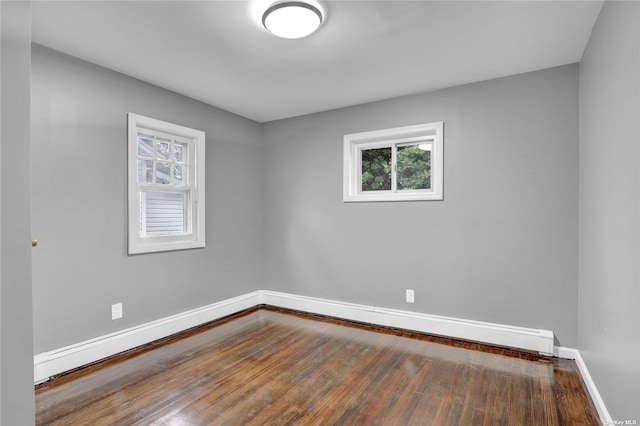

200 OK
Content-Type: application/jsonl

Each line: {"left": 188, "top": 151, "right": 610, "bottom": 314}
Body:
{"left": 32, "top": 1, "right": 603, "bottom": 123}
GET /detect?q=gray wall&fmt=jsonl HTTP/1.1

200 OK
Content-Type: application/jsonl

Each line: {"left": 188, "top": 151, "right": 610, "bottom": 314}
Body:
{"left": 1, "top": 1, "right": 36, "bottom": 424}
{"left": 262, "top": 65, "right": 580, "bottom": 346}
{"left": 31, "top": 45, "right": 264, "bottom": 353}
{"left": 578, "top": 1, "right": 640, "bottom": 419}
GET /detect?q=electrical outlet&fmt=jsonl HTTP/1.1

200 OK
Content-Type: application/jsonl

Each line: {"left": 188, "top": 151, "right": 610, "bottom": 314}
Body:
{"left": 406, "top": 289, "right": 415, "bottom": 303}
{"left": 111, "top": 303, "right": 123, "bottom": 320}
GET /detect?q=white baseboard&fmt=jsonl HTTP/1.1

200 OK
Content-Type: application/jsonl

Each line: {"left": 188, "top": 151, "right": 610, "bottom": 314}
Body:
{"left": 34, "top": 290, "right": 555, "bottom": 383}
{"left": 34, "top": 291, "right": 261, "bottom": 383}
{"left": 261, "top": 291, "right": 555, "bottom": 355}
{"left": 553, "top": 346, "right": 612, "bottom": 425}
{"left": 34, "top": 290, "right": 552, "bottom": 373}
{"left": 34, "top": 290, "right": 609, "bottom": 424}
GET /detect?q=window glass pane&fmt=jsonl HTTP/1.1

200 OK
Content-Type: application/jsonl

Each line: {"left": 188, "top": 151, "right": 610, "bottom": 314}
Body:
{"left": 173, "top": 165, "right": 185, "bottom": 186}
{"left": 397, "top": 145, "right": 431, "bottom": 190}
{"left": 173, "top": 143, "right": 186, "bottom": 163}
{"left": 361, "top": 147, "right": 392, "bottom": 191}
{"left": 137, "top": 136, "right": 154, "bottom": 158}
{"left": 156, "top": 162, "right": 171, "bottom": 184}
{"left": 137, "top": 159, "right": 153, "bottom": 183}
{"left": 140, "top": 191, "right": 185, "bottom": 236}
{"left": 156, "top": 140, "right": 171, "bottom": 161}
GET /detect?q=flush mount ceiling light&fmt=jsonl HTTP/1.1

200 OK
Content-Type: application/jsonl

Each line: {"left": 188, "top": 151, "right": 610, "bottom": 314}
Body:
{"left": 262, "top": 1, "right": 323, "bottom": 39}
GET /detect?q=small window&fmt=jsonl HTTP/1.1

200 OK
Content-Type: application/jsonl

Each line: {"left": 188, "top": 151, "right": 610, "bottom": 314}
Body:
{"left": 343, "top": 122, "right": 443, "bottom": 202}
{"left": 128, "top": 113, "right": 205, "bottom": 254}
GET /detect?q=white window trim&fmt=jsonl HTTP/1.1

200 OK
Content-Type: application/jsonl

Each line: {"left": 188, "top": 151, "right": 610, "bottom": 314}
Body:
{"left": 128, "top": 113, "right": 205, "bottom": 254}
{"left": 343, "top": 121, "right": 444, "bottom": 202}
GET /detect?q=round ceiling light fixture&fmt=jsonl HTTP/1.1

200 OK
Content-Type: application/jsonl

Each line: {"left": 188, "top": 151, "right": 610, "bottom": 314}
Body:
{"left": 262, "top": 1, "right": 323, "bottom": 39}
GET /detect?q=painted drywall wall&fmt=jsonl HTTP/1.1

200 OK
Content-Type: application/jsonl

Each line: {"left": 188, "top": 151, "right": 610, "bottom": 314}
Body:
{"left": 31, "top": 45, "right": 263, "bottom": 353}
{"left": 1, "top": 1, "right": 36, "bottom": 423}
{"left": 262, "top": 65, "right": 580, "bottom": 346}
{"left": 578, "top": 1, "right": 640, "bottom": 419}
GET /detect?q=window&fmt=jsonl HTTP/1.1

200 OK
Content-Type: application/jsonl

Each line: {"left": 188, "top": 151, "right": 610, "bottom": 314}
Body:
{"left": 343, "top": 121, "right": 443, "bottom": 202}
{"left": 128, "top": 113, "right": 205, "bottom": 254}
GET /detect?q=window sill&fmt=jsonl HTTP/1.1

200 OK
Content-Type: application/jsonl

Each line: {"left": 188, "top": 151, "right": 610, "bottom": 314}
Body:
{"left": 128, "top": 239, "right": 205, "bottom": 255}
{"left": 343, "top": 191, "right": 443, "bottom": 203}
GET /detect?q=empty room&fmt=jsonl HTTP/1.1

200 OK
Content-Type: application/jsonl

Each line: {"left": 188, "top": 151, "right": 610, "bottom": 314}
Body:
{"left": 0, "top": 0, "right": 638, "bottom": 424}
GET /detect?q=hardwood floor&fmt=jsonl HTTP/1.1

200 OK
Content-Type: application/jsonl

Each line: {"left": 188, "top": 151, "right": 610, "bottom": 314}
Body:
{"left": 35, "top": 308, "right": 600, "bottom": 425}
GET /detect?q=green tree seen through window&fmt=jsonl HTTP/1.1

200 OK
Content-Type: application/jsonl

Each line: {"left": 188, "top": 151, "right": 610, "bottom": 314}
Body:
{"left": 361, "top": 148, "right": 392, "bottom": 191}
{"left": 397, "top": 145, "right": 431, "bottom": 190}
{"left": 361, "top": 145, "right": 430, "bottom": 192}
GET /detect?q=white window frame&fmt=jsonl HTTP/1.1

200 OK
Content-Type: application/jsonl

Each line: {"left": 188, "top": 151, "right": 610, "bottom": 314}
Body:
{"left": 128, "top": 113, "right": 205, "bottom": 254}
{"left": 343, "top": 121, "right": 444, "bottom": 202}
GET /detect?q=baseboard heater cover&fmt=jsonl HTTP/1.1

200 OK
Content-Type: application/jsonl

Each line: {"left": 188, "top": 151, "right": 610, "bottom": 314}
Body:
{"left": 34, "top": 290, "right": 554, "bottom": 384}
{"left": 34, "top": 291, "right": 261, "bottom": 384}
{"left": 261, "top": 291, "right": 555, "bottom": 355}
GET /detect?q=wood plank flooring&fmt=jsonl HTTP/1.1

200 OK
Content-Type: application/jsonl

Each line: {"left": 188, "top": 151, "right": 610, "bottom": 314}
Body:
{"left": 35, "top": 308, "right": 600, "bottom": 425}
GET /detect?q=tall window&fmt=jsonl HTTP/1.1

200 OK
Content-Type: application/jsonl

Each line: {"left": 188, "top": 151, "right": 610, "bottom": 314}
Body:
{"left": 128, "top": 113, "right": 205, "bottom": 254}
{"left": 343, "top": 122, "right": 444, "bottom": 202}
